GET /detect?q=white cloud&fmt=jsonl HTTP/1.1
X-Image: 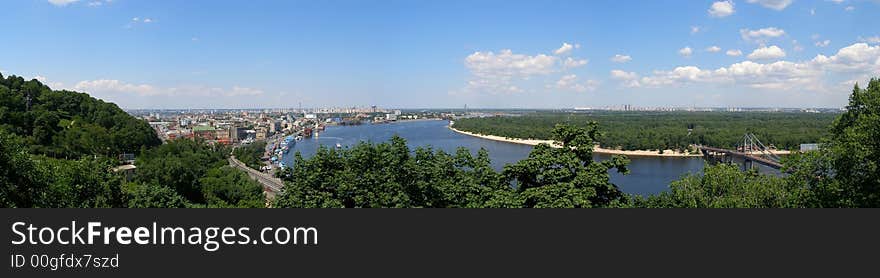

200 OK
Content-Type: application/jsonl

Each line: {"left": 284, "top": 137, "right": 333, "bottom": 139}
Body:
{"left": 810, "top": 8, "right": 816, "bottom": 15}
{"left": 691, "top": 26, "right": 703, "bottom": 34}
{"left": 679, "top": 47, "right": 693, "bottom": 57}
{"left": 554, "top": 74, "right": 598, "bottom": 93}
{"left": 829, "top": 0, "right": 845, "bottom": 3}
{"left": 746, "top": 0, "right": 794, "bottom": 10}
{"left": 747, "top": 45, "right": 787, "bottom": 60}
{"left": 610, "top": 70, "right": 641, "bottom": 88}
{"left": 740, "top": 27, "right": 786, "bottom": 43}
{"left": 553, "top": 42, "right": 580, "bottom": 55}
{"left": 143, "top": 18, "right": 153, "bottom": 23}
{"left": 815, "top": 40, "right": 831, "bottom": 47}
{"left": 845, "top": 6, "right": 855, "bottom": 11}
{"left": 708, "top": 1, "right": 736, "bottom": 17}
{"left": 75, "top": 79, "right": 159, "bottom": 96}
{"left": 48, "top": 0, "right": 79, "bottom": 6}
{"left": 73, "top": 79, "right": 264, "bottom": 97}
{"left": 562, "top": 57, "right": 588, "bottom": 69}
{"left": 706, "top": 46, "right": 722, "bottom": 53}
{"left": 858, "top": 36, "right": 880, "bottom": 44}
{"left": 86, "top": 0, "right": 111, "bottom": 6}
{"left": 619, "top": 43, "right": 880, "bottom": 92}
{"left": 726, "top": 49, "right": 744, "bottom": 56}
{"left": 610, "top": 54, "right": 632, "bottom": 63}
{"left": 463, "top": 49, "right": 558, "bottom": 94}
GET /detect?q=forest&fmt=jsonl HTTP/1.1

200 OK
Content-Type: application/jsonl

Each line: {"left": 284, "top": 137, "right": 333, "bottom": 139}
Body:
{"left": 2, "top": 71, "right": 879, "bottom": 208}
{"left": 452, "top": 111, "right": 837, "bottom": 151}
{"left": 0, "top": 73, "right": 263, "bottom": 208}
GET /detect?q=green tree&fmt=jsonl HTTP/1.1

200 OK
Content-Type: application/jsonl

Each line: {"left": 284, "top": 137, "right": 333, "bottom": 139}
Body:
{"left": 503, "top": 123, "right": 630, "bottom": 208}
{"left": 200, "top": 166, "right": 265, "bottom": 208}
{"left": 639, "top": 164, "right": 807, "bottom": 208}
{"left": 0, "top": 129, "right": 47, "bottom": 207}
{"left": 796, "top": 79, "right": 880, "bottom": 207}
{"left": 123, "top": 183, "right": 188, "bottom": 208}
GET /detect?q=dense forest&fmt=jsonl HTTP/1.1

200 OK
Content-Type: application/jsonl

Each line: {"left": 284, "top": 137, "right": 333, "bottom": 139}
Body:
{"left": 2, "top": 71, "right": 879, "bottom": 208}
{"left": 0, "top": 73, "right": 263, "bottom": 208}
{"left": 452, "top": 111, "right": 836, "bottom": 151}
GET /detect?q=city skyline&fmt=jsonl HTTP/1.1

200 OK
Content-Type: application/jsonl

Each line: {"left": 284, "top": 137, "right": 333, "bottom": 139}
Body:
{"left": 1, "top": 0, "right": 879, "bottom": 109}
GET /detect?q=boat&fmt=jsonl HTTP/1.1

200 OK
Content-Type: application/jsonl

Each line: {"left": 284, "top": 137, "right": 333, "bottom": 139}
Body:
{"left": 336, "top": 143, "right": 342, "bottom": 149}
{"left": 282, "top": 135, "right": 296, "bottom": 153}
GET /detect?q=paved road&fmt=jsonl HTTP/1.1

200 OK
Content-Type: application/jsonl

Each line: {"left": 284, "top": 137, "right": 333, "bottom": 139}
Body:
{"left": 229, "top": 156, "right": 284, "bottom": 199}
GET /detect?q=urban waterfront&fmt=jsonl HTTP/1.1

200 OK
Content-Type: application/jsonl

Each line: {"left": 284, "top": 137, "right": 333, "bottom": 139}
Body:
{"left": 283, "top": 119, "right": 713, "bottom": 196}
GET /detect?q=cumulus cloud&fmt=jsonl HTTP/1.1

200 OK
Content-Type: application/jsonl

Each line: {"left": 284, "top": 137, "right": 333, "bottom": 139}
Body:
{"left": 610, "top": 70, "right": 641, "bottom": 88}
{"left": 706, "top": 46, "right": 722, "bottom": 53}
{"left": 679, "top": 47, "right": 693, "bottom": 57}
{"left": 553, "top": 42, "right": 580, "bottom": 55}
{"left": 708, "top": 1, "right": 736, "bottom": 17}
{"left": 463, "top": 49, "right": 558, "bottom": 94}
{"left": 610, "top": 54, "right": 632, "bottom": 63}
{"left": 746, "top": 0, "right": 794, "bottom": 10}
{"left": 740, "top": 27, "right": 786, "bottom": 43}
{"left": 75, "top": 79, "right": 158, "bottom": 96}
{"left": 747, "top": 45, "right": 787, "bottom": 60}
{"left": 617, "top": 43, "right": 880, "bottom": 92}
{"left": 845, "top": 6, "right": 854, "bottom": 12}
{"left": 858, "top": 36, "right": 880, "bottom": 44}
{"left": 691, "top": 26, "right": 704, "bottom": 34}
{"left": 726, "top": 49, "right": 744, "bottom": 56}
{"left": 554, "top": 74, "right": 598, "bottom": 92}
{"left": 815, "top": 40, "right": 831, "bottom": 47}
{"left": 562, "top": 57, "right": 589, "bottom": 69}
{"left": 48, "top": 0, "right": 79, "bottom": 6}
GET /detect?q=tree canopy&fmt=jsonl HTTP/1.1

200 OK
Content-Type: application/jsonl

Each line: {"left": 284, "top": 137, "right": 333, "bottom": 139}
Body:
{"left": 0, "top": 74, "right": 161, "bottom": 158}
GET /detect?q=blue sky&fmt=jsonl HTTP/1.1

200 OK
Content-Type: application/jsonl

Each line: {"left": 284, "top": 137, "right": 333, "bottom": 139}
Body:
{"left": 1, "top": 0, "right": 878, "bottom": 109}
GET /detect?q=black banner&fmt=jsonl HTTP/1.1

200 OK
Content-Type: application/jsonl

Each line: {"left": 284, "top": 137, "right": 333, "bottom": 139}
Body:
{"left": 2, "top": 209, "right": 877, "bottom": 277}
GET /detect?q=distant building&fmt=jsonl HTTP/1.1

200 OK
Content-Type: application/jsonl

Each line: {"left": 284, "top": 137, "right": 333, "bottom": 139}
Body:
{"left": 193, "top": 125, "right": 218, "bottom": 140}
{"left": 232, "top": 127, "right": 249, "bottom": 142}
{"left": 800, "top": 143, "right": 820, "bottom": 152}
{"left": 385, "top": 113, "right": 398, "bottom": 121}
{"left": 269, "top": 120, "right": 281, "bottom": 134}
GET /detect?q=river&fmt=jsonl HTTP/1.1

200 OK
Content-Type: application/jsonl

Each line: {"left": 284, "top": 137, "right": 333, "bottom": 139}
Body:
{"left": 282, "top": 119, "right": 769, "bottom": 196}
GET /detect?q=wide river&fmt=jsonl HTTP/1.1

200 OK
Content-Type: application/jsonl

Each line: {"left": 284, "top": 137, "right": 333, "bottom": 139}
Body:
{"left": 282, "top": 119, "right": 748, "bottom": 196}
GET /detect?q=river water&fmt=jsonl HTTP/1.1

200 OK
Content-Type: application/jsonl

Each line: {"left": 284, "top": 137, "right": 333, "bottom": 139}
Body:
{"left": 282, "top": 119, "right": 710, "bottom": 196}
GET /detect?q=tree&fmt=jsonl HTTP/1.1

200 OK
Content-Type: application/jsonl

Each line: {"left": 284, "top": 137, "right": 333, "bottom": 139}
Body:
{"left": 639, "top": 164, "right": 807, "bottom": 208}
{"left": 503, "top": 123, "right": 630, "bottom": 208}
{"left": 135, "top": 139, "right": 228, "bottom": 203}
{"left": 0, "top": 129, "right": 47, "bottom": 207}
{"left": 123, "top": 183, "right": 187, "bottom": 208}
{"left": 200, "top": 166, "right": 265, "bottom": 208}
{"left": 797, "top": 79, "right": 880, "bottom": 207}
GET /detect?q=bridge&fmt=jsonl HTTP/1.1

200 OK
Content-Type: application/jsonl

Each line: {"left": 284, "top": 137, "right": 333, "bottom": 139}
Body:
{"left": 696, "top": 134, "right": 786, "bottom": 170}
{"left": 229, "top": 156, "right": 284, "bottom": 199}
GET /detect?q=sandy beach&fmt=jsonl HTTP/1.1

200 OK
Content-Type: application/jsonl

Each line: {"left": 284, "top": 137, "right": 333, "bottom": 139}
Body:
{"left": 448, "top": 125, "right": 703, "bottom": 157}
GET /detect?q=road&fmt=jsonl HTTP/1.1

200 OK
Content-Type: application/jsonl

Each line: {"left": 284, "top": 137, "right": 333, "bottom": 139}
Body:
{"left": 229, "top": 155, "right": 284, "bottom": 199}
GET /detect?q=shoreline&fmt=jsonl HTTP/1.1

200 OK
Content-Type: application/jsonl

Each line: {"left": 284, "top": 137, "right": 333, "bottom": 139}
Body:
{"left": 448, "top": 124, "right": 705, "bottom": 157}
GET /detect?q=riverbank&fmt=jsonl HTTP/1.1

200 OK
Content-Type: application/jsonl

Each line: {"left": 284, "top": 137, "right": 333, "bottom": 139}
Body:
{"left": 449, "top": 125, "right": 703, "bottom": 157}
